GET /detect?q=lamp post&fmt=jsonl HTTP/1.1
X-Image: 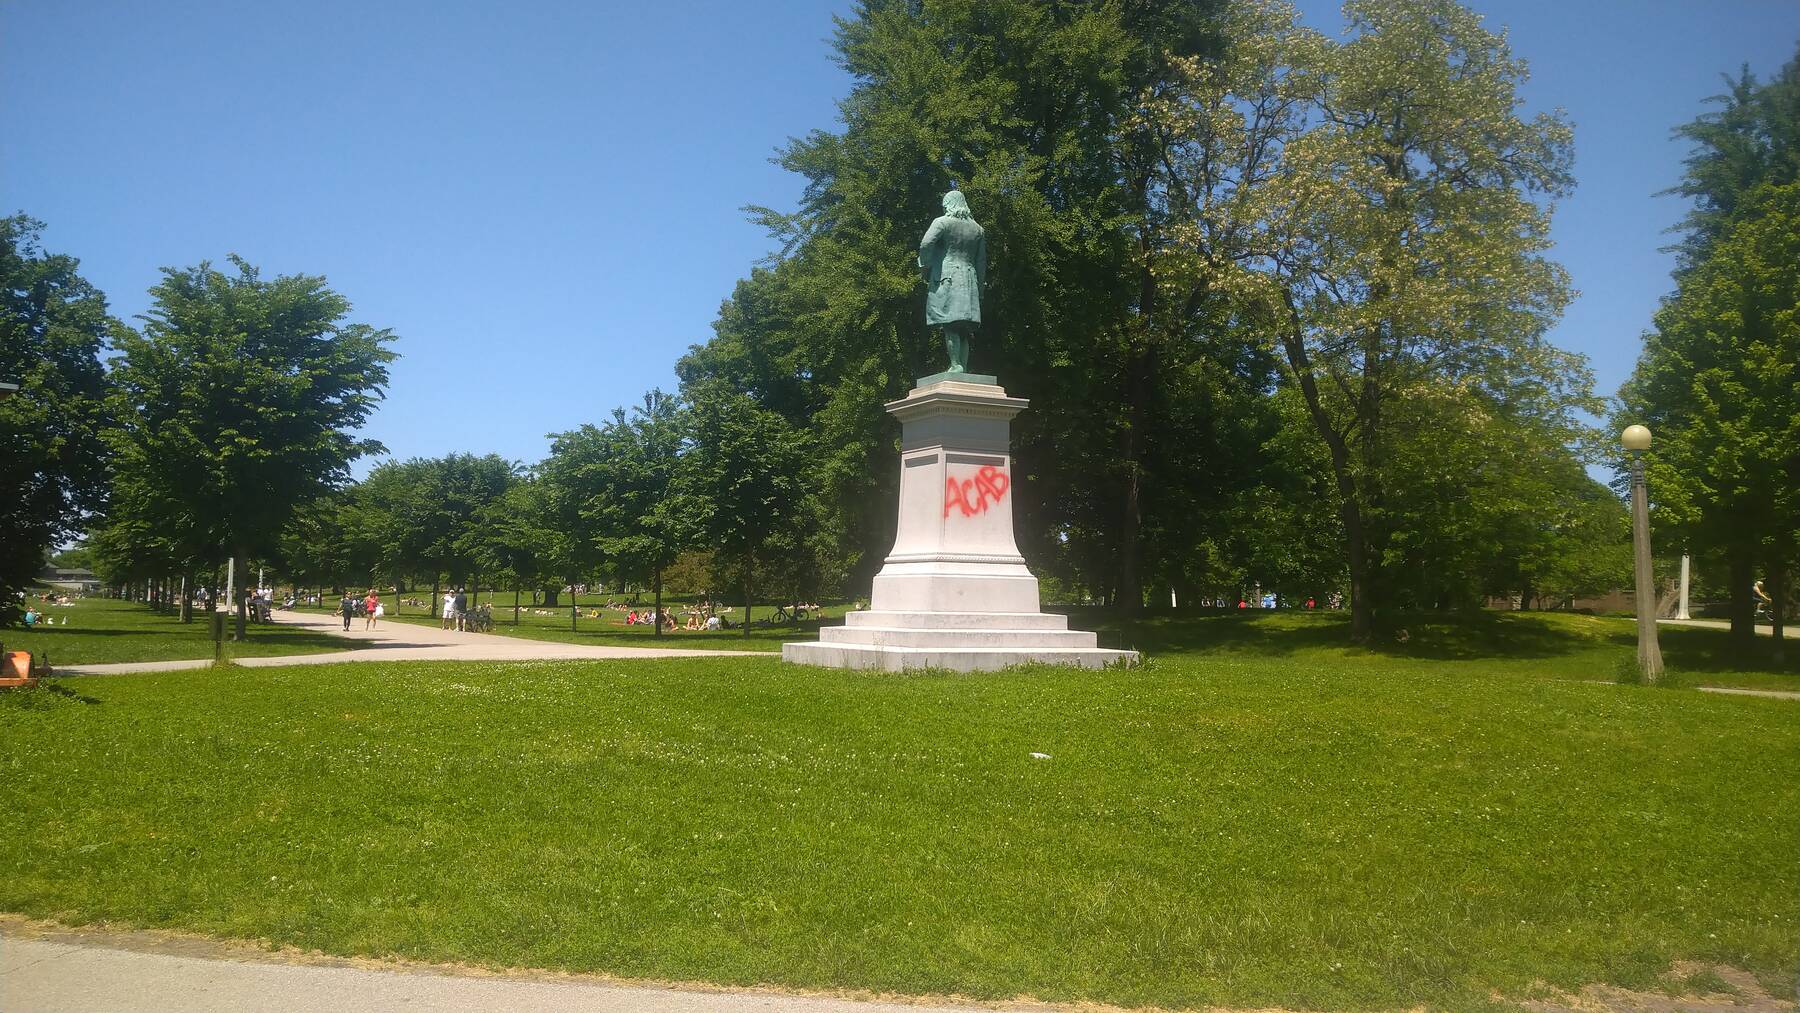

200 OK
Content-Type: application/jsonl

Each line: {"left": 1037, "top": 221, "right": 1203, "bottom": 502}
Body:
{"left": 1622, "top": 425, "right": 1664, "bottom": 682}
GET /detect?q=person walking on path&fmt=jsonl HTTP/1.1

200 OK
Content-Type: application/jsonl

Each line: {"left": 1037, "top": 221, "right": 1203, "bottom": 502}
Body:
{"left": 363, "top": 589, "right": 381, "bottom": 630}
{"left": 442, "top": 590, "right": 456, "bottom": 631}
{"left": 453, "top": 588, "right": 469, "bottom": 632}
{"left": 338, "top": 592, "right": 356, "bottom": 631}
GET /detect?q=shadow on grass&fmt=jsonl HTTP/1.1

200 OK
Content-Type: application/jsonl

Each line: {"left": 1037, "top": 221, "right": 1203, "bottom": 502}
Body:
{"left": 44, "top": 681, "right": 103, "bottom": 705}
{"left": 1066, "top": 607, "right": 1636, "bottom": 662}
{"left": 1658, "top": 626, "right": 1800, "bottom": 677}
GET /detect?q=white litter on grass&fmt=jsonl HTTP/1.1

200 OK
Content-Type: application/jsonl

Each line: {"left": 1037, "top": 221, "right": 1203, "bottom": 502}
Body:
{"left": 1030, "top": 752, "right": 1051, "bottom": 760}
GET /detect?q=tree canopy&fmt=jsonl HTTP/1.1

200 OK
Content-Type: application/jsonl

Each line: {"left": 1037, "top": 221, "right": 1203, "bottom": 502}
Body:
{"left": 1620, "top": 45, "right": 1799, "bottom": 648}
{"left": 0, "top": 216, "right": 117, "bottom": 622}
{"left": 104, "top": 256, "right": 395, "bottom": 634}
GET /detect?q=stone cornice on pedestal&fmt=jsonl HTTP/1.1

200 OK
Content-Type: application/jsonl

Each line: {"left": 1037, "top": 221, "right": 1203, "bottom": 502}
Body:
{"left": 886, "top": 380, "right": 1029, "bottom": 424}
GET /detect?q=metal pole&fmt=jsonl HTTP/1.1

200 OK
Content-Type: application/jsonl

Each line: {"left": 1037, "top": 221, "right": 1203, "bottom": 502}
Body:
{"left": 1630, "top": 453, "right": 1664, "bottom": 682}
{"left": 1676, "top": 553, "right": 1691, "bottom": 621}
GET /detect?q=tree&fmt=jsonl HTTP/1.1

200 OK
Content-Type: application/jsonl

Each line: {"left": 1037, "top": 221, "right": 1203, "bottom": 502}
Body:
{"left": 1663, "top": 50, "right": 1800, "bottom": 274}
{"left": 678, "top": 382, "right": 810, "bottom": 634}
{"left": 469, "top": 477, "right": 560, "bottom": 623}
{"left": 358, "top": 454, "right": 517, "bottom": 613}
{"left": 1237, "top": 0, "right": 1581, "bottom": 639}
{"left": 1621, "top": 46, "right": 1799, "bottom": 650}
{"left": 681, "top": 0, "right": 1310, "bottom": 612}
{"left": 105, "top": 256, "right": 395, "bottom": 637}
{"left": 1622, "top": 181, "right": 1800, "bottom": 648}
{"left": 49, "top": 544, "right": 94, "bottom": 571}
{"left": 279, "top": 493, "right": 374, "bottom": 598}
{"left": 0, "top": 216, "right": 115, "bottom": 624}
{"left": 547, "top": 390, "right": 691, "bottom": 638}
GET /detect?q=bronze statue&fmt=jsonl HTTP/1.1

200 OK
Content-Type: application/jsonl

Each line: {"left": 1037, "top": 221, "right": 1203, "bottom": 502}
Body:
{"left": 918, "top": 190, "right": 986, "bottom": 373}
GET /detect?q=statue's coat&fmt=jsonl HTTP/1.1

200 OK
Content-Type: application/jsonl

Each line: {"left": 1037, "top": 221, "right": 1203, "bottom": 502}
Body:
{"left": 918, "top": 213, "right": 986, "bottom": 326}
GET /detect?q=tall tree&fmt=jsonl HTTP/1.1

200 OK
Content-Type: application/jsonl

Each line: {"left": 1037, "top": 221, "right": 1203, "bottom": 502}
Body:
{"left": 680, "top": 0, "right": 1308, "bottom": 612}
{"left": 679, "top": 382, "right": 810, "bottom": 634}
{"left": 1621, "top": 46, "right": 1799, "bottom": 650}
{"left": 1621, "top": 181, "right": 1800, "bottom": 649}
{"left": 358, "top": 454, "right": 518, "bottom": 613}
{"left": 547, "top": 390, "right": 691, "bottom": 638}
{"left": 1246, "top": 0, "right": 1580, "bottom": 639}
{"left": 469, "top": 478, "right": 560, "bottom": 621}
{"left": 0, "top": 216, "right": 116, "bottom": 624}
{"left": 106, "top": 257, "right": 395, "bottom": 637}
{"left": 1663, "top": 50, "right": 1800, "bottom": 274}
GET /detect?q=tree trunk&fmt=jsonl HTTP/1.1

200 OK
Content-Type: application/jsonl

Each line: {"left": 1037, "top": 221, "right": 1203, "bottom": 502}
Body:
{"left": 1277, "top": 297, "right": 1377, "bottom": 642}
{"left": 514, "top": 583, "right": 521, "bottom": 626}
{"left": 742, "top": 575, "right": 752, "bottom": 636}
{"left": 432, "top": 576, "right": 441, "bottom": 619}
{"left": 1771, "top": 554, "right": 1787, "bottom": 664}
{"left": 542, "top": 586, "right": 560, "bottom": 607}
{"left": 1728, "top": 546, "right": 1756, "bottom": 652}
{"left": 1115, "top": 224, "right": 1158, "bottom": 618}
{"left": 652, "top": 566, "right": 664, "bottom": 640}
{"left": 232, "top": 549, "right": 248, "bottom": 641}
{"left": 181, "top": 572, "right": 194, "bottom": 623}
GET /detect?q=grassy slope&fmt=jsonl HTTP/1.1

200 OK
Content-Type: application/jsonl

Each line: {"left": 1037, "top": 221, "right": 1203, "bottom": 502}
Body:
{"left": 1, "top": 615, "right": 1795, "bottom": 1010}
{"left": 3, "top": 597, "right": 365, "bottom": 665}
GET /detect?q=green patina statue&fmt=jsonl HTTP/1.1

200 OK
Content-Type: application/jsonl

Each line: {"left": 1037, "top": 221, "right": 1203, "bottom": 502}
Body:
{"left": 918, "top": 189, "right": 987, "bottom": 374}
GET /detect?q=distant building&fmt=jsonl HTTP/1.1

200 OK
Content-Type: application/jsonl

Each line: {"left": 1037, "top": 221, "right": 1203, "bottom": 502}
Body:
{"left": 40, "top": 567, "right": 100, "bottom": 594}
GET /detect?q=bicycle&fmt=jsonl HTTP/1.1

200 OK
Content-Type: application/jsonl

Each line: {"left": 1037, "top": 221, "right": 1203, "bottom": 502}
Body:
{"left": 464, "top": 604, "right": 495, "bottom": 633}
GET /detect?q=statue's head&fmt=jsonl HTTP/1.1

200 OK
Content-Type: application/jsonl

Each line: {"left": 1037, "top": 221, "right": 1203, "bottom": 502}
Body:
{"left": 942, "top": 189, "right": 973, "bottom": 219}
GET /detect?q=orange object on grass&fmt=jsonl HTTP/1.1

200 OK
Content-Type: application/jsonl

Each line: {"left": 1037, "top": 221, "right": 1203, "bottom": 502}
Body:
{"left": 3, "top": 652, "right": 29, "bottom": 679}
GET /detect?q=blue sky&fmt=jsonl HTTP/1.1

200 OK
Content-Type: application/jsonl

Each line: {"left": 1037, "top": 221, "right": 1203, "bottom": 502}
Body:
{"left": 5, "top": 1, "right": 1796, "bottom": 474}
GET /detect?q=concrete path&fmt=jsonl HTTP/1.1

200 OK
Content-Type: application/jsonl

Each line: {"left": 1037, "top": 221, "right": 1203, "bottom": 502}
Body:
{"left": 56, "top": 607, "right": 763, "bottom": 676}
{"left": 0, "top": 926, "right": 993, "bottom": 1013}
{"left": 1659, "top": 618, "right": 1778, "bottom": 636}
{"left": 1697, "top": 686, "right": 1800, "bottom": 701}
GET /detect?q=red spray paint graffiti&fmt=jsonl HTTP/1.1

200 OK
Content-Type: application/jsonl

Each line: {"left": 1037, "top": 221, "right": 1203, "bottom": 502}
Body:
{"left": 944, "top": 465, "right": 1010, "bottom": 518}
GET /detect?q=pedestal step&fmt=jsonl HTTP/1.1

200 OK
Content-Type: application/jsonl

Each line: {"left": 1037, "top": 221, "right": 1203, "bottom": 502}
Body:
{"left": 844, "top": 610, "right": 1070, "bottom": 631}
{"left": 783, "top": 641, "right": 1137, "bottom": 672}
{"left": 820, "top": 625, "right": 1096, "bottom": 649}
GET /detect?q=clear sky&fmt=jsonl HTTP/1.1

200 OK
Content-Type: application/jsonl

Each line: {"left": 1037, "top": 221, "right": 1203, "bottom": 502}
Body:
{"left": 5, "top": 1, "right": 1796, "bottom": 475}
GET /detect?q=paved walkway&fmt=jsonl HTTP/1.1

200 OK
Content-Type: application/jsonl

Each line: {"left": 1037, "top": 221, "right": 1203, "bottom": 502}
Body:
{"left": 1659, "top": 618, "right": 1778, "bottom": 636}
{"left": 1697, "top": 686, "right": 1800, "bottom": 701}
{"left": 0, "top": 923, "right": 993, "bottom": 1013}
{"left": 56, "top": 607, "right": 762, "bottom": 676}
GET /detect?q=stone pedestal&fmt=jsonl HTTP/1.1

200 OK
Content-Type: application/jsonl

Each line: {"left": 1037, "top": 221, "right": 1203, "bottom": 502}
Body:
{"left": 783, "top": 377, "right": 1137, "bottom": 672}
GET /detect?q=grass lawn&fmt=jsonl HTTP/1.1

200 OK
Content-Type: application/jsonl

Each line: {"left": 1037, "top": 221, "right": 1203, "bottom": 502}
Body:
{"left": 3, "top": 597, "right": 366, "bottom": 665}
{"left": 1, "top": 613, "right": 1795, "bottom": 1010}
{"left": 306, "top": 591, "right": 852, "bottom": 653}
{"left": 1097, "top": 608, "right": 1800, "bottom": 693}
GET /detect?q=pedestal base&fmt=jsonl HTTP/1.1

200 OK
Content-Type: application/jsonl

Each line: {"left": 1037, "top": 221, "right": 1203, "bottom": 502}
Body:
{"left": 782, "top": 607, "right": 1135, "bottom": 671}
{"left": 783, "top": 377, "right": 1138, "bottom": 673}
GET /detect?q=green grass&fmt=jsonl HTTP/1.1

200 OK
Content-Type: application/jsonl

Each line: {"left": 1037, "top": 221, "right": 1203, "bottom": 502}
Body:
{"left": 308, "top": 592, "right": 851, "bottom": 653}
{"left": 1094, "top": 608, "right": 1800, "bottom": 693}
{"left": 3, "top": 597, "right": 367, "bottom": 665}
{"left": 1, "top": 612, "right": 1795, "bottom": 1010}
